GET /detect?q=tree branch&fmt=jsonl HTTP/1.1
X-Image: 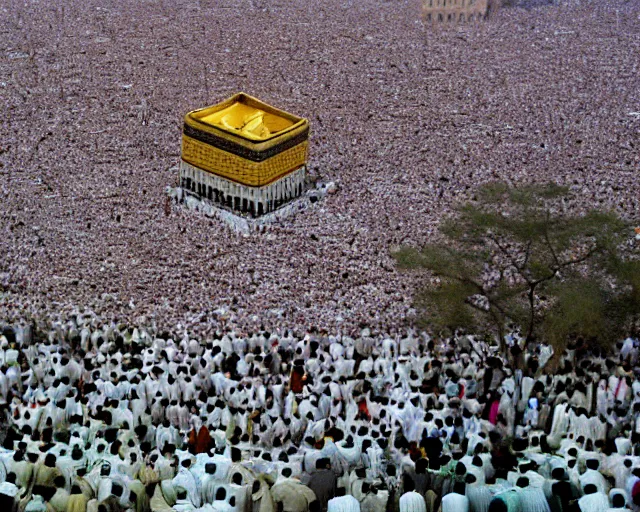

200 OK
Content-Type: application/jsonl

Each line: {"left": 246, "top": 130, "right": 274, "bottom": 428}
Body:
{"left": 490, "top": 234, "right": 533, "bottom": 285}
{"left": 530, "top": 245, "right": 600, "bottom": 287}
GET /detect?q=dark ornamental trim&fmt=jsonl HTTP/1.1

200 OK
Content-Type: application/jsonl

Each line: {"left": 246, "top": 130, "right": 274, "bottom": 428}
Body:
{"left": 183, "top": 123, "right": 310, "bottom": 162}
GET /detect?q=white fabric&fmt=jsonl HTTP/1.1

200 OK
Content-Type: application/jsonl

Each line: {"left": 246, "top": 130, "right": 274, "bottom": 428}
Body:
{"left": 399, "top": 491, "right": 427, "bottom": 512}
{"left": 328, "top": 495, "right": 361, "bottom": 512}
{"left": 440, "top": 492, "right": 469, "bottom": 512}
{"left": 577, "top": 492, "right": 610, "bottom": 512}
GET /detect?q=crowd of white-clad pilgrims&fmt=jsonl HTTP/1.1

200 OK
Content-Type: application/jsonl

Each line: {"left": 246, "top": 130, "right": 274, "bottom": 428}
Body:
{"left": 0, "top": 317, "right": 639, "bottom": 512}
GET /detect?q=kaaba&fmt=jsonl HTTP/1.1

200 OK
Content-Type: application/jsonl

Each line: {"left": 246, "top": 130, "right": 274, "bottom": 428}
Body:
{"left": 179, "top": 93, "right": 309, "bottom": 216}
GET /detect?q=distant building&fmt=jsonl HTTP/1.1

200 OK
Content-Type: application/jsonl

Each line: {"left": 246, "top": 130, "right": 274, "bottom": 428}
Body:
{"left": 180, "top": 93, "right": 309, "bottom": 216}
{"left": 422, "top": 0, "right": 489, "bottom": 23}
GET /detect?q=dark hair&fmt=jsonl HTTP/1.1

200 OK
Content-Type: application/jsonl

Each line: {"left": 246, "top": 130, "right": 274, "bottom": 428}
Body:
{"left": 586, "top": 459, "right": 599, "bottom": 470}
{"left": 111, "top": 483, "right": 123, "bottom": 497}
{"left": 452, "top": 481, "right": 466, "bottom": 495}
{"left": 612, "top": 493, "right": 625, "bottom": 507}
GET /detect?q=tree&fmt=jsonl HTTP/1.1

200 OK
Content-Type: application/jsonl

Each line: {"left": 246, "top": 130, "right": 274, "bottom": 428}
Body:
{"left": 393, "top": 182, "right": 640, "bottom": 353}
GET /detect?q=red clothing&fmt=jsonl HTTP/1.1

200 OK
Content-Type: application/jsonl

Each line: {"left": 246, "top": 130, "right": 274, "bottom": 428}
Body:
{"left": 357, "top": 399, "right": 371, "bottom": 421}
{"left": 290, "top": 367, "right": 305, "bottom": 393}
{"left": 188, "top": 425, "right": 212, "bottom": 454}
{"left": 489, "top": 400, "right": 500, "bottom": 425}
{"left": 195, "top": 425, "right": 212, "bottom": 454}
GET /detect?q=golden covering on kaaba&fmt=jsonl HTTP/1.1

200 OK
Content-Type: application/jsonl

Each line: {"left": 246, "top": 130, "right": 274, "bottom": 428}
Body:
{"left": 182, "top": 93, "right": 309, "bottom": 187}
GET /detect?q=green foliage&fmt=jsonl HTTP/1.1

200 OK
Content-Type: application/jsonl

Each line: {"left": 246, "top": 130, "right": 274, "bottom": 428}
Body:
{"left": 414, "top": 281, "right": 479, "bottom": 334}
{"left": 542, "top": 278, "right": 611, "bottom": 350}
{"left": 394, "top": 182, "right": 639, "bottom": 352}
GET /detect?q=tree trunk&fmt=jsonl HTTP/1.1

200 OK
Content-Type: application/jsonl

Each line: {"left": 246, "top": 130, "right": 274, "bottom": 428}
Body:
{"left": 526, "top": 286, "right": 536, "bottom": 343}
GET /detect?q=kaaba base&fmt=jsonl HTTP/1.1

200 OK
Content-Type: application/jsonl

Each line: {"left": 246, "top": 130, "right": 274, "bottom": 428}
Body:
{"left": 179, "top": 160, "right": 306, "bottom": 217}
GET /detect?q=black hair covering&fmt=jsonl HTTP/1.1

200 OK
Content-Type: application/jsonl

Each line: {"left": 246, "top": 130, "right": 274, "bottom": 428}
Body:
{"left": 453, "top": 481, "right": 466, "bottom": 495}
{"left": 612, "top": 493, "right": 626, "bottom": 508}
{"left": 488, "top": 498, "right": 508, "bottom": 512}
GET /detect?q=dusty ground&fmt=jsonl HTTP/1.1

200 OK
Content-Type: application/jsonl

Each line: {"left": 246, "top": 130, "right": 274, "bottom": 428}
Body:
{"left": 1, "top": 0, "right": 639, "bottom": 336}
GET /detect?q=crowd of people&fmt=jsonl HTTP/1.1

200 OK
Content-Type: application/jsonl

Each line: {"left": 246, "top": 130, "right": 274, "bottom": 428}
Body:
{"left": 2, "top": 2, "right": 639, "bottom": 512}
{"left": 2, "top": 0, "right": 639, "bottom": 338}
{"left": 0, "top": 316, "right": 638, "bottom": 512}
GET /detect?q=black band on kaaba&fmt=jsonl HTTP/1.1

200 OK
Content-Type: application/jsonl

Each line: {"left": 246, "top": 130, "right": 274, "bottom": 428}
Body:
{"left": 183, "top": 124, "right": 309, "bottom": 162}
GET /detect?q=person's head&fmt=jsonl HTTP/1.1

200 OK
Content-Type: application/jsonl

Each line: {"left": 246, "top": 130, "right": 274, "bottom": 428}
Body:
{"left": 404, "top": 477, "right": 415, "bottom": 492}
{"left": 611, "top": 492, "right": 625, "bottom": 508}
{"left": 516, "top": 477, "right": 529, "bottom": 488}
{"left": 215, "top": 486, "right": 227, "bottom": 501}
{"left": 583, "top": 484, "right": 597, "bottom": 495}
{"left": 232, "top": 472, "right": 243, "bottom": 486}
{"left": 316, "top": 458, "right": 331, "bottom": 471}
{"left": 453, "top": 481, "right": 466, "bottom": 495}
{"left": 109, "top": 440, "right": 121, "bottom": 456}
{"left": 111, "top": 483, "right": 123, "bottom": 498}
{"left": 72, "top": 446, "right": 83, "bottom": 461}
{"left": 586, "top": 459, "right": 599, "bottom": 471}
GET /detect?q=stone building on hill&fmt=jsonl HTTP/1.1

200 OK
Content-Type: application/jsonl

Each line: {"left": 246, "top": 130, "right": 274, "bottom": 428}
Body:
{"left": 422, "top": 0, "right": 490, "bottom": 23}
{"left": 179, "top": 93, "right": 309, "bottom": 216}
